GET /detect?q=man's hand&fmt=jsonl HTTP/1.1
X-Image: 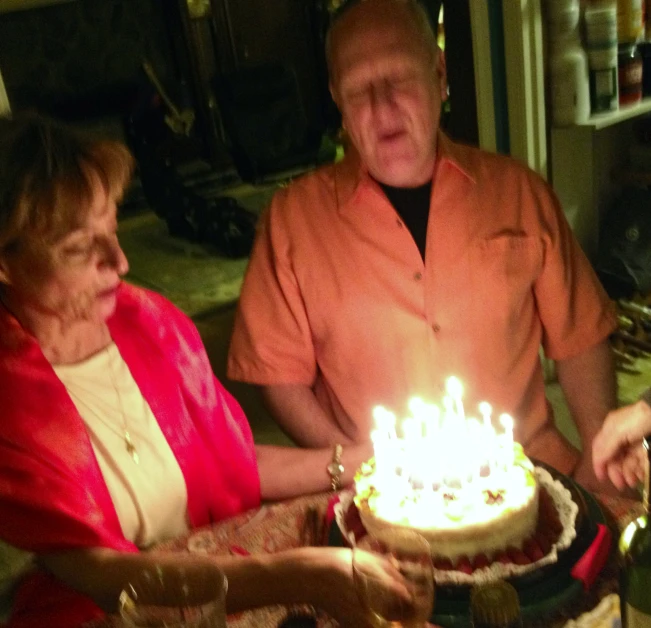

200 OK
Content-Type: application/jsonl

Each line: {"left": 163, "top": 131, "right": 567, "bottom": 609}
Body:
{"left": 592, "top": 400, "right": 651, "bottom": 490}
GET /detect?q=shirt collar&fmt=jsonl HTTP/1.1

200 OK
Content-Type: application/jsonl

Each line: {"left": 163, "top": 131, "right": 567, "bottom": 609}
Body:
{"left": 334, "top": 131, "right": 476, "bottom": 212}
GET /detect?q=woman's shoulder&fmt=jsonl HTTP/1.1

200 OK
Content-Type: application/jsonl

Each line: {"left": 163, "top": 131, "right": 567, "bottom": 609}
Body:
{"left": 112, "top": 283, "right": 202, "bottom": 350}
{"left": 115, "top": 283, "right": 191, "bottom": 325}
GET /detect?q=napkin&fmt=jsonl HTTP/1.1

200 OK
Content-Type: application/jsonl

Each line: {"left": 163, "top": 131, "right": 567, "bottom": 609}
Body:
{"left": 562, "top": 593, "right": 620, "bottom": 628}
{"left": 570, "top": 524, "right": 612, "bottom": 591}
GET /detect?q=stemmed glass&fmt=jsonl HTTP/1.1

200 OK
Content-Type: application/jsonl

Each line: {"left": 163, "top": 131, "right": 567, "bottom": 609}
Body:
{"left": 118, "top": 561, "right": 228, "bottom": 627}
{"left": 352, "top": 529, "right": 435, "bottom": 627}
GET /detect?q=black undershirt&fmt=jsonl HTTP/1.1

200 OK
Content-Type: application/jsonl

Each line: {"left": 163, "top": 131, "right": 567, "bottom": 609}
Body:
{"left": 378, "top": 180, "right": 432, "bottom": 262}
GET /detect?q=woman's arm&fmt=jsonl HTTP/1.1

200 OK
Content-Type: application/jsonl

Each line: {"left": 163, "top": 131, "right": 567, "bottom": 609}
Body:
{"left": 255, "top": 441, "right": 373, "bottom": 501}
{"left": 40, "top": 545, "right": 406, "bottom": 627}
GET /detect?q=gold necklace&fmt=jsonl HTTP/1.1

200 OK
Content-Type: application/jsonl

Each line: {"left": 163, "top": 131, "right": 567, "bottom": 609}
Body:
{"left": 107, "top": 345, "right": 140, "bottom": 464}
{"left": 66, "top": 345, "right": 140, "bottom": 464}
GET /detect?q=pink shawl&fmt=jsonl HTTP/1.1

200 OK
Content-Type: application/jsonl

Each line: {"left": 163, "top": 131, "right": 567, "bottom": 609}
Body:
{"left": 0, "top": 284, "right": 260, "bottom": 626}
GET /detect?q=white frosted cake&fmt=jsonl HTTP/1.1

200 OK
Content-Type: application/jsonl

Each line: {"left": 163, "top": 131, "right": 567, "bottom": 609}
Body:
{"left": 354, "top": 446, "right": 539, "bottom": 563}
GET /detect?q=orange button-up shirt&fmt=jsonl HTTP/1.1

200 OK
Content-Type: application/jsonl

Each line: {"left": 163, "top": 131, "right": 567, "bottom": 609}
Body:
{"left": 228, "top": 134, "right": 616, "bottom": 474}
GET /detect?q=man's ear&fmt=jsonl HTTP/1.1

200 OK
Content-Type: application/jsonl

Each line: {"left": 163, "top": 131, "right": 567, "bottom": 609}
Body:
{"left": 0, "top": 257, "right": 12, "bottom": 285}
{"left": 329, "top": 81, "right": 340, "bottom": 109}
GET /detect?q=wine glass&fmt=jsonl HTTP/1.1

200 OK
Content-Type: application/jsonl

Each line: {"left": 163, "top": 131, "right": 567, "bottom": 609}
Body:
{"left": 352, "top": 529, "right": 434, "bottom": 627}
{"left": 118, "top": 561, "right": 228, "bottom": 627}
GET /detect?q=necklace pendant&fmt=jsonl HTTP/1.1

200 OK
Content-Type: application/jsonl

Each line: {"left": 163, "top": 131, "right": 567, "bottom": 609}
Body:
{"left": 124, "top": 431, "right": 139, "bottom": 464}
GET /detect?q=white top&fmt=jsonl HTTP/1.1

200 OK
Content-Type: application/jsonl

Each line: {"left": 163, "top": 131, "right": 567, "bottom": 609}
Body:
{"left": 0, "top": 343, "right": 190, "bottom": 618}
{"left": 54, "top": 343, "right": 189, "bottom": 547}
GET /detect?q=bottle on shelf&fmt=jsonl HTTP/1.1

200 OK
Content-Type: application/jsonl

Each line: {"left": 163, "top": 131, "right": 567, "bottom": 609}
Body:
{"left": 618, "top": 42, "right": 644, "bottom": 105}
{"left": 584, "top": 2, "right": 619, "bottom": 113}
{"left": 470, "top": 580, "right": 523, "bottom": 628}
{"left": 617, "top": 0, "right": 645, "bottom": 43}
{"left": 618, "top": 435, "right": 651, "bottom": 627}
{"left": 545, "top": 0, "right": 591, "bottom": 124}
{"left": 550, "top": 32, "right": 592, "bottom": 124}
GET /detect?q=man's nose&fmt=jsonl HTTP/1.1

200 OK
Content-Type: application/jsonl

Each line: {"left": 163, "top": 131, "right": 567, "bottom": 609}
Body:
{"left": 370, "top": 81, "right": 396, "bottom": 111}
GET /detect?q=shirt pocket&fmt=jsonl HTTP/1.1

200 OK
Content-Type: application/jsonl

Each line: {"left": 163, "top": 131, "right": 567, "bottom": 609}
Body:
{"left": 470, "top": 234, "right": 543, "bottom": 328}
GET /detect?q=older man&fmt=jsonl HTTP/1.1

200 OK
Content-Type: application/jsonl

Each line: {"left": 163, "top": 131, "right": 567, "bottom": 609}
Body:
{"left": 228, "top": 0, "right": 617, "bottom": 490}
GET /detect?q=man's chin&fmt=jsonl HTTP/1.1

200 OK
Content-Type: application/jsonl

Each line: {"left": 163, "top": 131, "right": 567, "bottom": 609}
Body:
{"left": 371, "top": 162, "right": 427, "bottom": 187}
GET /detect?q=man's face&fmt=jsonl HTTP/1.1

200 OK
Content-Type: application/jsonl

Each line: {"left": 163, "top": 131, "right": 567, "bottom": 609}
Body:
{"left": 330, "top": 3, "right": 448, "bottom": 187}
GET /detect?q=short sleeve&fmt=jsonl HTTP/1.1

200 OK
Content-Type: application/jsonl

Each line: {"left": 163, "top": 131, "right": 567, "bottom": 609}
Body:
{"left": 228, "top": 191, "right": 317, "bottom": 385}
{"left": 534, "top": 182, "right": 616, "bottom": 360}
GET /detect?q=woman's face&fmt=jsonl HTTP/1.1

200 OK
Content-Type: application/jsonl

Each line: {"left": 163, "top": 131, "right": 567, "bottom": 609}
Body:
{"left": 0, "top": 176, "right": 129, "bottom": 326}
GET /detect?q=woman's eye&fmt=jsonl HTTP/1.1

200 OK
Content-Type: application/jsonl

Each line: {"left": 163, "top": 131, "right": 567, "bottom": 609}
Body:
{"left": 63, "top": 242, "right": 93, "bottom": 258}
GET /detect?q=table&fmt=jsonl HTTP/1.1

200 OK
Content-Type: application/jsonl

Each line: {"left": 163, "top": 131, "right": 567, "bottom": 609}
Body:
{"left": 96, "top": 491, "right": 643, "bottom": 628}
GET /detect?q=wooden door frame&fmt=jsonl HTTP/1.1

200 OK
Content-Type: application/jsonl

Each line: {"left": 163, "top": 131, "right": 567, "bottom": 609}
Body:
{"left": 502, "top": 0, "right": 548, "bottom": 178}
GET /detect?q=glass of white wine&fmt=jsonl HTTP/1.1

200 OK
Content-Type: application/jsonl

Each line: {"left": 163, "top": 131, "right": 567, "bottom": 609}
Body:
{"left": 118, "top": 561, "right": 228, "bottom": 628}
{"left": 352, "top": 529, "right": 434, "bottom": 627}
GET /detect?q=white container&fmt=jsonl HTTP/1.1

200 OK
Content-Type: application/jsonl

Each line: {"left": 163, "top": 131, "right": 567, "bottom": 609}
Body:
{"left": 587, "top": 45, "right": 619, "bottom": 68}
{"left": 546, "top": 3, "right": 581, "bottom": 35}
{"left": 545, "top": 0, "right": 579, "bottom": 16}
{"left": 587, "top": 46, "right": 619, "bottom": 113}
{"left": 584, "top": 3, "right": 618, "bottom": 48}
{"left": 550, "top": 36, "right": 592, "bottom": 125}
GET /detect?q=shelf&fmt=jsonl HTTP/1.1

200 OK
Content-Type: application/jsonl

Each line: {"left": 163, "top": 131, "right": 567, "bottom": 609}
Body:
{"left": 573, "top": 98, "right": 651, "bottom": 130}
{"left": 0, "top": 0, "right": 76, "bottom": 14}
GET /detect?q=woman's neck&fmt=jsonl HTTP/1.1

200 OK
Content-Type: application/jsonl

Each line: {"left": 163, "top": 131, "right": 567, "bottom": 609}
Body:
{"left": 0, "top": 290, "right": 111, "bottom": 365}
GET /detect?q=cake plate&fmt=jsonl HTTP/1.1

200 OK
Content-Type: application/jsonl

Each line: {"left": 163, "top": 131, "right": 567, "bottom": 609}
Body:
{"left": 329, "top": 462, "right": 610, "bottom": 627}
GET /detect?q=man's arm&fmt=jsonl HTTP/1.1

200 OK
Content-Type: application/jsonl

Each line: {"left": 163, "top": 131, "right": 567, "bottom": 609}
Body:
{"left": 261, "top": 384, "right": 355, "bottom": 448}
{"left": 555, "top": 338, "right": 617, "bottom": 490}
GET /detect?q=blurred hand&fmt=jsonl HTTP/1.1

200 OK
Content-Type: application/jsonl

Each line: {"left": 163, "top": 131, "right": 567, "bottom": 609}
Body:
{"left": 592, "top": 400, "right": 651, "bottom": 490}
{"left": 309, "top": 548, "right": 417, "bottom": 628}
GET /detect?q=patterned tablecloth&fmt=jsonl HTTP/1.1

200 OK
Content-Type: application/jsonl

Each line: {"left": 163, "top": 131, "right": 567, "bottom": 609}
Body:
{"left": 93, "top": 491, "right": 643, "bottom": 628}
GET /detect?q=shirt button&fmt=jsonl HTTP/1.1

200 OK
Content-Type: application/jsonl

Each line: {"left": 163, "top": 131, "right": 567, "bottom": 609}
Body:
{"left": 432, "top": 324, "right": 441, "bottom": 333}
{"left": 413, "top": 271, "right": 422, "bottom": 281}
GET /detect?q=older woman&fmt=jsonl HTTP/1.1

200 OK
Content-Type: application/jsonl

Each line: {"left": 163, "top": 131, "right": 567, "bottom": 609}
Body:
{"left": 0, "top": 113, "right": 400, "bottom": 628}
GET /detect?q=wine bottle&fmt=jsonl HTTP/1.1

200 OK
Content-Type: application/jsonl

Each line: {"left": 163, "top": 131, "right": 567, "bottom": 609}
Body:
{"left": 619, "top": 435, "right": 651, "bottom": 627}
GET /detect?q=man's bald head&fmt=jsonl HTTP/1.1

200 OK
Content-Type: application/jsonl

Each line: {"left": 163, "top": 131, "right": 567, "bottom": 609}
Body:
{"left": 326, "top": 0, "right": 438, "bottom": 85}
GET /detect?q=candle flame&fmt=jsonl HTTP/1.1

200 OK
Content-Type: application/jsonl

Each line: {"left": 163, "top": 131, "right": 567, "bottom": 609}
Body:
{"left": 370, "top": 377, "right": 520, "bottom": 495}
{"left": 446, "top": 376, "right": 463, "bottom": 399}
{"left": 499, "top": 414, "right": 514, "bottom": 431}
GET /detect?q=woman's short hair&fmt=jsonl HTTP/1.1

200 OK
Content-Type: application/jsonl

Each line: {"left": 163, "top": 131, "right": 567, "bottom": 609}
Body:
{"left": 0, "top": 112, "right": 134, "bottom": 254}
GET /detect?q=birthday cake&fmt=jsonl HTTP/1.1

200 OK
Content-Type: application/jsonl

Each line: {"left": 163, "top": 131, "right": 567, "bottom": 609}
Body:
{"left": 352, "top": 379, "right": 545, "bottom": 566}
{"left": 354, "top": 446, "right": 539, "bottom": 564}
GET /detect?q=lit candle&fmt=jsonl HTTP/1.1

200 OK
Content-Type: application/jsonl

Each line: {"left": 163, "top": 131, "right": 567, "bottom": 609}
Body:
{"left": 465, "top": 417, "right": 483, "bottom": 482}
{"left": 500, "top": 413, "right": 515, "bottom": 467}
{"left": 372, "top": 406, "right": 397, "bottom": 440}
{"left": 425, "top": 403, "right": 441, "bottom": 438}
{"left": 442, "top": 395, "right": 456, "bottom": 427}
{"left": 402, "top": 417, "right": 422, "bottom": 441}
{"left": 446, "top": 376, "right": 465, "bottom": 422}
{"left": 478, "top": 401, "right": 492, "bottom": 430}
{"left": 407, "top": 397, "right": 428, "bottom": 442}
